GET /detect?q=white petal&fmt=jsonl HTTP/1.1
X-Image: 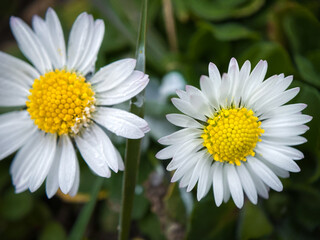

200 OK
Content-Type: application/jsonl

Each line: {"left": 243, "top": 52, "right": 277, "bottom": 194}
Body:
{"left": 176, "top": 89, "right": 189, "bottom": 101}
{"left": 166, "top": 139, "right": 203, "bottom": 171}
{"left": 262, "top": 125, "right": 309, "bottom": 137}
{"left": 156, "top": 144, "right": 177, "bottom": 160}
{"left": 58, "top": 135, "right": 77, "bottom": 194}
{"left": 186, "top": 156, "right": 204, "bottom": 192}
{"left": 114, "top": 147, "right": 124, "bottom": 171}
{"left": 208, "top": 62, "right": 221, "bottom": 99}
{"left": 10, "top": 131, "right": 46, "bottom": 193}
{"left": 255, "top": 144, "right": 300, "bottom": 172}
{"left": 0, "top": 51, "right": 39, "bottom": 86}
{"left": 171, "top": 151, "right": 203, "bottom": 182}
{"left": 223, "top": 165, "right": 231, "bottom": 203}
{"left": 242, "top": 60, "right": 267, "bottom": 103}
{"left": 186, "top": 85, "right": 214, "bottom": 117}
{"left": 0, "top": 111, "right": 36, "bottom": 160}
{"left": 247, "top": 156, "right": 283, "bottom": 192}
{"left": 237, "top": 60, "right": 251, "bottom": 107}
{"left": 249, "top": 75, "right": 293, "bottom": 109}
{"left": 10, "top": 17, "right": 52, "bottom": 74}
{"left": 260, "top": 103, "right": 307, "bottom": 120}
{"left": 261, "top": 114, "right": 312, "bottom": 128}
{"left": 32, "top": 15, "right": 63, "bottom": 70}
{"left": 75, "top": 124, "right": 114, "bottom": 177}
{"left": 166, "top": 113, "right": 203, "bottom": 128}
{"left": 200, "top": 75, "right": 219, "bottom": 109}
{"left": 28, "top": 133, "right": 57, "bottom": 192}
{"left": 261, "top": 159, "right": 290, "bottom": 178}
{"left": 256, "top": 87, "right": 300, "bottom": 115}
{"left": 257, "top": 141, "right": 304, "bottom": 160}
{"left": 261, "top": 136, "right": 307, "bottom": 146}
{"left": 227, "top": 58, "right": 241, "bottom": 106}
{"left": 171, "top": 98, "right": 206, "bottom": 121}
{"left": 158, "top": 128, "right": 202, "bottom": 145}
{"left": 0, "top": 76, "right": 29, "bottom": 106}
{"left": 196, "top": 156, "right": 212, "bottom": 200}
{"left": 94, "top": 107, "right": 149, "bottom": 139}
{"left": 236, "top": 164, "right": 257, "bottom": 204}
{"left": 219, "top": 73, "right": 231, "bottom": 108}
{"left": 90, "top": 58, "right": 136, "bottom": 90}
{"left": 212, "top": 162, "right": 224, "bottom": 206}
{"left": 66, "top": 13, "right": 90, "bottom": 70}
{"left": 246, "top": 74, "right": 279, "bottom": 107}
{"left": 45, "top": 8, "right": 66, "bottom": 68}
{"left": 46, "top": 146, "right": 61, "bottom": 198}
{"left": 245, "top": 161, "right": 269, "bottom": 199}
{"left": 226, "top": 164, "right": 244, "bottom": 208}
{"left": 96, "top": 71, "right": 149, "bottom": 105}
{"left": 77, "top": 19, "right": 105, "bottom": 75}
{"left": 68, "top": 159, "right": 80, "bottom": 196}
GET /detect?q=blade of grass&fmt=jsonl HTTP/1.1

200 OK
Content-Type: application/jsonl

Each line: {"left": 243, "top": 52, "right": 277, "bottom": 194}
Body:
{"left": 92, "top": 0, "right": 165, "bottom": 72}
{"left": 118, "top": 0, "right": 147, "bottom": 239}
{"left": 68, "top": 176, "right": 104, "bottom": 240}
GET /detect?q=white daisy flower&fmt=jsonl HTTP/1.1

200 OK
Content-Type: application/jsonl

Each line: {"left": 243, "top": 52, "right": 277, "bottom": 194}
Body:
{"left": 156, "top": 58, "right": 312, "bottom": 208}
{"left": 0, "top": 8, "right": 149, "bottom": 198}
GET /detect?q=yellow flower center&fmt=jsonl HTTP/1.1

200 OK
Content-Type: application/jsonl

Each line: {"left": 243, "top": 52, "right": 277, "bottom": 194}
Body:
{"left": 26, "top": 69, "right": 95, "bottom": 135}
{"left": 201, "top": 107, "right": 264, "bottom": 166}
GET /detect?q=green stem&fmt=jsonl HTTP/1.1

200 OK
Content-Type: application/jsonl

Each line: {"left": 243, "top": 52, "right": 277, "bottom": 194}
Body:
{"left": 118, "top": 1, "right": 148, "bottom": 240}
{"left": 68, "top": 176, "right": 104, "bottom": 240}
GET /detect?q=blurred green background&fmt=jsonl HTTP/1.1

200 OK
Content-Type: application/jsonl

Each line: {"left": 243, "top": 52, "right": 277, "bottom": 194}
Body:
{"left": 0, "top": 0, "right": 320, "bottom": 239}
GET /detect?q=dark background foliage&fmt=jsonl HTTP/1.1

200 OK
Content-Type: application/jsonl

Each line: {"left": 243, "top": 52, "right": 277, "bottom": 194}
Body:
{"left": 0, "top": 0, "right": 319, "bottom": 239}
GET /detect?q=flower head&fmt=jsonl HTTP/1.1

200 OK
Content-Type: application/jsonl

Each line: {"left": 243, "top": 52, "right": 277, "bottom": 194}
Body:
{"left": 0, "top": 8, "right": 149, "bottom": 197}
{"left": 156, "top": 58, "right": 311, "bottom": 208}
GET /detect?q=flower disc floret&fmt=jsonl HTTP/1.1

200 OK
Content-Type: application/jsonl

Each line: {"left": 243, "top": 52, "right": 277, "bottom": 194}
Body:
{"left": 26, "top": 69, "right": 95, "bottom": 135}
{"left": 201, "top": 107, "right": 264, "bottom": 166}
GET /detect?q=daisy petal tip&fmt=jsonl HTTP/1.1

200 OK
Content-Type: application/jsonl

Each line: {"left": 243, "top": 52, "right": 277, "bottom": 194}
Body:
{"left": 185, "top": 85, "right": 192, "bottom": 91}
{"left": 9, "top": 16, "right": 19, "bottom": 25}
{"left": 209, "top": 62, "right": 215, "bottom": 69}
{"left": 199, "top": 75, "right": 207, "bottom": 82}
{"left": 214, "top": 198, "right": 223, "bottom": 207}
{"left": 155, "top": 151, "right": 165, "bottom": 160}
{"left": 250, "top": 197, "right": 258, "bottom": 205}
{"left": 229, "top": 57, "right": 238, "bottom": 66}
{"left": 143, "top": 125, "right": 150, "bottom": 134}
{"left": 306, "top": 115, "right": 313, "bottom": 123}
{"left": 196, "top": 193, "right": 203, "bottom": 201}
{"left": 46, "top": 192, "right": 55, "bottom": 199}
{"left": 171, "top": 97, "right": 178, "bottom": 104}
{"left": 186, "top": 186, "right": 193, "bottom": 193}
{"left": 47, "top": 7, "right": 54, "bottom": 12}
{"left": 157, "top": 137, "right": 165, "bottom": 145}
{"left": 234, "top": 199, "right": 244, "bottom": 209}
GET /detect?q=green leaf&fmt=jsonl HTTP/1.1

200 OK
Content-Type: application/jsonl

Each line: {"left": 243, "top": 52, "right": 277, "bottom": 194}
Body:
{"left": 238, "top": 202, "right": 273, "bottom": 240}
{"left": 0, "top": 189, "right": 33, "bottom": 221}
{"left": 186, "top": 197, "right": 237, "bottom": 240}
{"left": 284, "top": 184, "right": 320, "bottom": 232}
{"left": 199, "top": 22, "right": 260, "bottom": 41}
{"left": 290, "top": 81, "right": 320, "bottom": 183}
{"left": 282, "top": 4, "right": 320, "bottom": 55}
{"left": 99, "top": 201, "right": 120, "bottom": 232}
{"left": 68, "top": 176, "right": 104, "bottom": 240}
{"left": 164, "top": 183, "right": 187, "bottom": 224}
{"left": 118, "top": 1, "right": 148, "bottom": 239}
{"left": 138, "top": 212, "right": 165, "bottom": 240}
{"left": 292, "top": 81, "right": 320, "bottom": 154}
{"left": 186, "top": 0, "right": 265, "bottom": 21}
{"left": 294, "top": 54, "right": 320, "bottom": 89}
{"left": 239, "top": 41, "right": 295, "bottom": 77}
{"left": 40, "top": 221, "right": 66, "bottom": 240}
{"left": 132, "top": 189, "right": 150, "bottom": 220}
